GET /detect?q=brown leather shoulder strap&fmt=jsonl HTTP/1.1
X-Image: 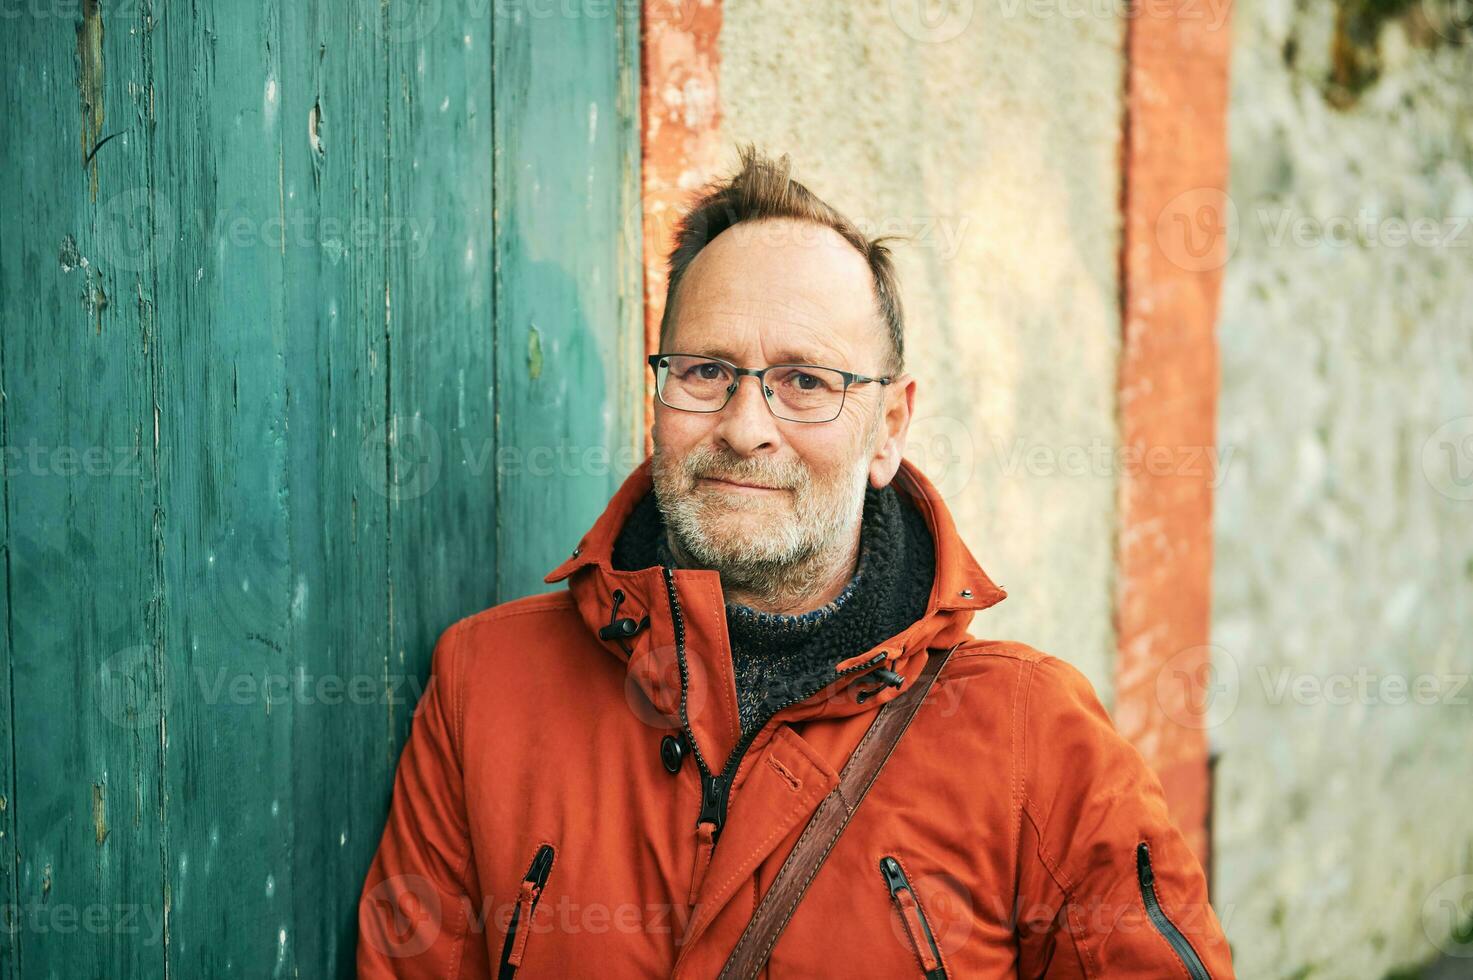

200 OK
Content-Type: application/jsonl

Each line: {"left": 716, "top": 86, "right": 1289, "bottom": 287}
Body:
{"left": 717, "top": 641, "right": 962, "bottom": 980}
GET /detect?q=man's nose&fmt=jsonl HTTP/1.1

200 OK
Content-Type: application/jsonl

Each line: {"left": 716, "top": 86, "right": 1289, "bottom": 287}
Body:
{"left": 713, "top": 374, "right": 781, "bottom": 455}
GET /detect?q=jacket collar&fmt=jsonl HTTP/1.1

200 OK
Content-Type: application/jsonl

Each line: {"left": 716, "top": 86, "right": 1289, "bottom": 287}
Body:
{"left": 543, "top": 453, "right": 1007, "bottom": 760}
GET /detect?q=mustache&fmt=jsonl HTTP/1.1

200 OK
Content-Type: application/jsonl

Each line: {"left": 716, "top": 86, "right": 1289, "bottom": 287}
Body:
{"left": 683, "top": 453, "right": 803, "bottom": 491}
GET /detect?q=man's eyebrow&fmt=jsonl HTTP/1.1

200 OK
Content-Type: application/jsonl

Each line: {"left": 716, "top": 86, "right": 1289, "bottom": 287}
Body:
{"left": 687, "top": 344, "right": 838, "bottom": 365}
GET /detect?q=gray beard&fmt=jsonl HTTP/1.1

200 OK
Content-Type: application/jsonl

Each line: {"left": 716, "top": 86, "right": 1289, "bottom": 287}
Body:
{"left": 659, "top": 480, "right": 864, "bottom": 601}
{"left": 651, "top": 415, "right": 881, "bottom": 604}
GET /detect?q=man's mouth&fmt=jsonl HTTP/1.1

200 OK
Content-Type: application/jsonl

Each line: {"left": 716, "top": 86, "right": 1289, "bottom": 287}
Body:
{"left": 698, "top": 475, "right": 786, "bottom": 492}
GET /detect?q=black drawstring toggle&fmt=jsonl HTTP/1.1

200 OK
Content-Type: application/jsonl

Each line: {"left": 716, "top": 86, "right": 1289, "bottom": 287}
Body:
{"left": 599, "top": 588, "right": 648, "bottom": 641}
{"left": 855, "top": 666, "right": 906, "bottom": 703}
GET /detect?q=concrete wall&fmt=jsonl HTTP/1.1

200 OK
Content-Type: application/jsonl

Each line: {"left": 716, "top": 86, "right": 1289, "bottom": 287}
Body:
{"left": 1212, "top": 0, "right": 1473, "bottom": 973}
{"left": 717, "top": 0, "right": 1127, "bottom": 697}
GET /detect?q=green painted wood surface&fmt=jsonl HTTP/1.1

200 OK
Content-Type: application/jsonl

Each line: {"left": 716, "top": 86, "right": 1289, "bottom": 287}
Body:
{"left": 494, "top": 1, "right": 646, "bottom": 596}
{"left": 0, "top": 2, "right": 640, "bottom": 976}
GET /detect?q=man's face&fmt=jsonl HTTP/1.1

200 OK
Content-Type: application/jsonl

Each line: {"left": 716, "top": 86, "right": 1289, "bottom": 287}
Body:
{"left": 650, "top": 218, "right": 908, "bottom": 584}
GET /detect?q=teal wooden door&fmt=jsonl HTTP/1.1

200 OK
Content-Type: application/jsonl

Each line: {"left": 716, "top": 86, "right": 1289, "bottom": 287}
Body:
{"left": 0, "top": 2, "right": 642, "bottom": 976}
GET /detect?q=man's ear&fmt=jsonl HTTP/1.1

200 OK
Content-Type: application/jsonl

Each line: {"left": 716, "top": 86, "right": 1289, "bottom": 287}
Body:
{"left": 868, "top": 373, "right": 916, "bottom": 489}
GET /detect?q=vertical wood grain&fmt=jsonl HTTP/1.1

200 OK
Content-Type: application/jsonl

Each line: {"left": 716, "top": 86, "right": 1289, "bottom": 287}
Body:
{"left": 493, "top": 1, "right": 645, "bottom": 600}
{"left": 145, "top": 1, "right": 299, "bottom": 974}
{"left": 0, "top": 4, "right": 167, "bottom": 976}
{"left": 0, "top": 1, "right": 639, "bottom": 975}
{"left": 0, "top": 229, "right": 14, "bottom": 980}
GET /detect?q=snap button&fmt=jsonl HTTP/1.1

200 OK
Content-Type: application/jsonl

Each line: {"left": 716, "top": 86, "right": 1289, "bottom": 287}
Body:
{"left": 660, "top": 733, "right": 686, "bottom": 774}
{"left": 572, "top": 545, "right": 582, "bottom": 557}
{"left": 960, "top": 588, "right": 973, "bottom": 598}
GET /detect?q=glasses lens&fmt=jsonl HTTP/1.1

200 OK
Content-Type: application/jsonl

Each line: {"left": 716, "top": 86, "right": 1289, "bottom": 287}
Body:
{"left": 764, "top": 365, "right": 847, "bottom": 422}
{"left": 659, "top": 355, "right": 735, "bottom": 412}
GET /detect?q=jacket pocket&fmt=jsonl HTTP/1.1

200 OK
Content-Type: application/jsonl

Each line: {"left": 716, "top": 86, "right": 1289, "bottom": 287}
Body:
{"left": 879, "top": 854, "right": 949, "bottom": 980}
{"left": 498, "top": 843, "right": 556, "bottom": 980}
{"left": 1136, "top": 841, "right": 1211, "bottom": 980}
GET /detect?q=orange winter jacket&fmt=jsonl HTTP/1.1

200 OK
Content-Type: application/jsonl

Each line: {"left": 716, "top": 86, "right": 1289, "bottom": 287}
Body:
{"left": 358, "top": 453, "right": 1235, "bottom": 978}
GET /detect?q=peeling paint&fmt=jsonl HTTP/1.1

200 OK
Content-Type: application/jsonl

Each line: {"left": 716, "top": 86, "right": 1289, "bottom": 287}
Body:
{"left": 309, "top": 100, "right": 325, "bottom": 156}
{"left": 527, "top": 325, "right": 543, "bottom": 380}
{"left": 60, "top": 234, "right": 81, "bottom": 273}
{"left": 75, "top": 0, "right": 105, "bottom": 201}
{"left": 92, "top": 782, "right": 109, "bottom": 846}
{"left": 88, "top": 282, "right": 109, "bottom": 333}
{"left": 61, "top": 234, "right": 109, "bottom": 330}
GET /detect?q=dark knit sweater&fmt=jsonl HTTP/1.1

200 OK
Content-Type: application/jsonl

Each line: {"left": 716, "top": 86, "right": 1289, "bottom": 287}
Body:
{"left": 611, "top": 481, "right": 936, "bottom": 736}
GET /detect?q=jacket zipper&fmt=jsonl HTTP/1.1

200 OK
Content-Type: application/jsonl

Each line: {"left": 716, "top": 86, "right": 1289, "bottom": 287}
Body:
{"left": 660, "top": 564, "right": 889, "bottom": 846}
{"left": 1136, "top": 841, "right": 1211, "bottom": 980}
{"left": 498, "top": 843, "right": 556, "bottom": 980}
{"left": 879, "top": 855, "right": 948, "bottom": 979}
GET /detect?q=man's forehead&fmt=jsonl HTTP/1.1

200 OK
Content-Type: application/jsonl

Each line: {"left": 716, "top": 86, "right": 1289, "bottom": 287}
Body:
{"left": 669, "top": 296, "right": 872, "bottom": 365}
{"left": 671, "top": 220, "right": 880, "bottom": 351}
{"left": 678, "top": 331, "right": 842, "bottom": 366}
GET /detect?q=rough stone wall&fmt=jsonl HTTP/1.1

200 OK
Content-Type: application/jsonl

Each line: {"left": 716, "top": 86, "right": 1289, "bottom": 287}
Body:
{"left": 1213, "top": 0, "right": 1473, "bottom": 973}
{"left": 717, "top": 0, "right": 1127, "bottom": 696}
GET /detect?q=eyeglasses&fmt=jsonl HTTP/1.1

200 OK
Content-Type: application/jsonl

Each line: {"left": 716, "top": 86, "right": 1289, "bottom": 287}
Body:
{"left": 647, "top": 352, "right": 892, "bottom": 424}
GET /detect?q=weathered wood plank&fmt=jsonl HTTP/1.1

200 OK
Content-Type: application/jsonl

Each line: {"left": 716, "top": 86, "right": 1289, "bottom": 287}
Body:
{"left": 294, "top": 0, "right": 501, "bottom": 973}
{"left": 382, "top": 0, "right": 500, "bottom": 735}
{"left": 271, "top": 2, "right": 405, "bottom": 975}
{"left": 142, "top": 1, "right": 298, "bottom": 975}
{"left": 0, "top": 3, "right": 167, "bottom": 976}
{"left": 0, "top": 224, "right": 14, "bottom": 980}
{"left": 493, "top": 2, "right": 645, "bottom": 601}
{"left": 0, "top": 362, "right": 12, "bottom": 980}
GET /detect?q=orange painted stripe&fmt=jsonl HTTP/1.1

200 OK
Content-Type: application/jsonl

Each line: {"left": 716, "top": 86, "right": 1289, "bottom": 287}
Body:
{"left": 640, "top": 0, "right": 725, "bottom": 456}
{"left": 1113, "top": 1, "right": 1235, "bottom": 871}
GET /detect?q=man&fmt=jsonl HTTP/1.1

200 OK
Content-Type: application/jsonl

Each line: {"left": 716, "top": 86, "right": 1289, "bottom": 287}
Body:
{"left": 359, "top": 146, "right": 1235, "bottom": 978}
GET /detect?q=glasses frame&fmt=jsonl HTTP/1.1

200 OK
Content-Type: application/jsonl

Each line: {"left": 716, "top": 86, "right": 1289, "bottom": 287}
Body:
{"left": 646, "top": 352, "right": 893, "bottom": 424}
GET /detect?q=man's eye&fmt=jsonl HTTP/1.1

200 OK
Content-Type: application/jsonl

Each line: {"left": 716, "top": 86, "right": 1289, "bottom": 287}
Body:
{"left": 693, "top": 363, "right": 725, "bottom": 380}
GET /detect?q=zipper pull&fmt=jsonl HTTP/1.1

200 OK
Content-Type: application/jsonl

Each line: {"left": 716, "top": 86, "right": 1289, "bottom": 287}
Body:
{"left": 1136, "top": 842, "right": 1154, "bottom": 886}
{"left": 880, "top": 855, "right": 909, "bottom": 896}
{"left": 688, "top": 820, "right": 717, "bottom": 906}
{"left": 506, "top": 880, "right": 540, "bottom": 968}
{"left": 505, "top": 844, "right": 555, "bottom": 968}
{"left": 697, "top": 770, "right": 732, "bottom": 840}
